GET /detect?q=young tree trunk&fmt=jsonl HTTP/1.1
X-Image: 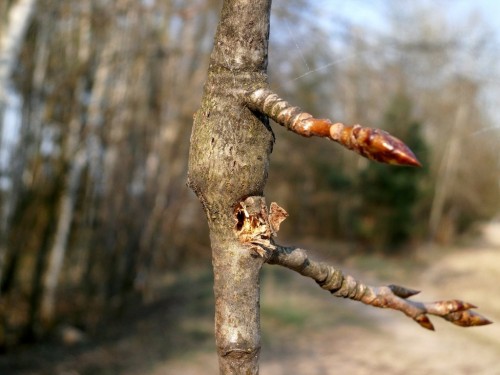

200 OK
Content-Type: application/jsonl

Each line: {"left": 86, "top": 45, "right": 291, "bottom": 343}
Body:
{"left": 187, "top": 0, "right": 273, "bottom": 373}
{"left": 188, "top": 1, "right": 491, "bottom": 373}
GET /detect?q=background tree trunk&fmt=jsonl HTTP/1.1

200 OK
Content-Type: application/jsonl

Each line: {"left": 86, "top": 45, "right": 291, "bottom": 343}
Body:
{"left": 0, "top": 0, "right": 38, "bottom": 293}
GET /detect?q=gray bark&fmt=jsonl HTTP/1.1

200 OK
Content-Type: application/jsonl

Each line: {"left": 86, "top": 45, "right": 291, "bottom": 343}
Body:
{"left": 187, "top": 0, "right": 273, "bottom": 373}
{"left": 0, "top": 0, "right": 37, "bottom": 292}
{"left": 0, "top": 0, "right": 37, "bottom": 110}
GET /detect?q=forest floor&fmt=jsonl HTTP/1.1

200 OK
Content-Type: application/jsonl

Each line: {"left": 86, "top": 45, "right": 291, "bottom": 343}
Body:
{"left": 1, "top": 227, "right": 500, "bottom": 375}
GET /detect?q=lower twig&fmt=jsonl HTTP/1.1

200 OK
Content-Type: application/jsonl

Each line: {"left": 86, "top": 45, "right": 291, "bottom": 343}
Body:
{"left": 266, "top": 244, "right": 492, "bottom": 331}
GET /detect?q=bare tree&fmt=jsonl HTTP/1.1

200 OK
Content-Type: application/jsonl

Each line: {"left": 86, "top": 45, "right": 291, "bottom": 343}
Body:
{"left": 187, "top": 1, "right": 491, "bottom": 373}
{"left": 0, "top": 0, "right": 38, "bottom": 293}
{"left": 0, "top": 0, "right": 37, "bottom": 120}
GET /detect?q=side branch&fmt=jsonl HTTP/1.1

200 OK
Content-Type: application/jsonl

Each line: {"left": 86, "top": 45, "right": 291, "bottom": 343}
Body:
{"left": 245, "top": 88, "right": 421, "bottom": 167}
{"left": 266, "top": 244, "right": 492, "bottom": 331}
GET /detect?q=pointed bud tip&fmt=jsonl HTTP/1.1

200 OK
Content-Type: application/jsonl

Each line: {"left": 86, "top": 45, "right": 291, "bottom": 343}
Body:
{"left": 460, "top": 302, "right": 478, "bottom": 311}
{"left": 479, "top": 318, "right": 494, "bottom": 326}
{"left": 445, "top": 310, "right": 493, "bottom": 327}
{"left": 471, "top": 315, "right": 493, "bottom": 326}
{"left": 389, "top": 146, "right": 422, "bottom": 167}
{"left": 415, "top": 315, "right": 435, "bottom": 331}
{"left": 364, "top": 130, "right": 423, "bottom": 167}
{"left": 404, "top": 155, "right": 422, "bottom": 168}
{"left": 446, "top": 300, "right": 477, "bottom": 313}
{"left": 388, "top": 284, "right": 420, "bottom": 298}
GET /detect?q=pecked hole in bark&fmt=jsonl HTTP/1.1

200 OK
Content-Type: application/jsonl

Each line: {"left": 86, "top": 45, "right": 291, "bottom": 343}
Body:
{"left": 235, "top": 209, "right": 246, "bottom": 232}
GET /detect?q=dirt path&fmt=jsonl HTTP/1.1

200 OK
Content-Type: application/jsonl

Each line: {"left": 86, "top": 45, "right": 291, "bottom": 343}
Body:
{"left": 2, "top": 243, "right": 499, "bottom": 375}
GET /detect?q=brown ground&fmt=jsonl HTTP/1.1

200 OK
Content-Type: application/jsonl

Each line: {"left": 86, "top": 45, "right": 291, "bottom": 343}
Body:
{"left": 2, "top": 234, "right": 500, "bottom": 375}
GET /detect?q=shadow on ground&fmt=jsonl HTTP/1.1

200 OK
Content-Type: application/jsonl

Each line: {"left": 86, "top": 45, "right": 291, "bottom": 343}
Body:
{"left": 0, "top": 268, "right": 216, "bottom": 375}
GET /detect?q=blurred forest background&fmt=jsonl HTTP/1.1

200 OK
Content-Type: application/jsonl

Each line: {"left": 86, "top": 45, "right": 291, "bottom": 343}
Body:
{"left": 0, "top": 0, "right": 499, "bottom": 355}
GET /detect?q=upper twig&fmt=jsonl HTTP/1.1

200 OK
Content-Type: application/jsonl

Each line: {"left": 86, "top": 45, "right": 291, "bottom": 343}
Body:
{"left": 245, "top": 88, "right": 421, "bottom": 167}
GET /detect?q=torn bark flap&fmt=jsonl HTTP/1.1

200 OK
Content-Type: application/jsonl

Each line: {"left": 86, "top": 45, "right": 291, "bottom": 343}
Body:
{"left": 269, "top": 202, "right": 288, "bottom": 235}
{"left": 234, "top": 198, "right": 288, "bottom": 256}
